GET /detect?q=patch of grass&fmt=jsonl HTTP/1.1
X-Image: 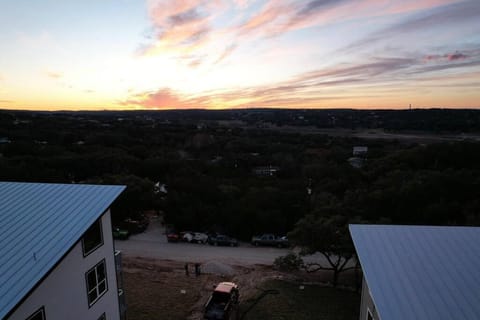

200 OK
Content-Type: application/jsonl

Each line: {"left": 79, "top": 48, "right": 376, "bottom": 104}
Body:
{"left": 240, "top": 280, "right": 360, "bottom": 320}
{"left": 124, "top": 271, "right": 201, "bottom": 320}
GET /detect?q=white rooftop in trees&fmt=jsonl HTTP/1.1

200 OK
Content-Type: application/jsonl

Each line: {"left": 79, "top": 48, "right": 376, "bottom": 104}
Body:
{"left": 350, "top": 224, "right": 480, "bottom": 320}
{"left": 0, "top": 182, "right": 125, "bottom": 319}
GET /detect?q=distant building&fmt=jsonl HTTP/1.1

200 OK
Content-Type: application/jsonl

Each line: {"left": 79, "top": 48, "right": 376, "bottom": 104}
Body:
{"left": 353, "top": 146, "right": 368, "bottom": 157}
{"left": 350, "top": 225, "right": 480, "bottom": 320}
{"left": 0, "top": 182, "right": 126, "bottom": 320}
{"left": 253, "top": 166, "right": 280, "bottom": 176}
{"left": 350, "top": 146, "right": 368, "bottom": 168}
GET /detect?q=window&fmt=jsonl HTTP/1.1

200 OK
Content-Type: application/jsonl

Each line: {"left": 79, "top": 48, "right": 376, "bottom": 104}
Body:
{"left": 98, "top": 313, "right": 106, "bottom": 320}
{"left": 26, "top": 307, "right": 45, "bottom": 320}
{"left": 82, "top": 220, "right": 103, "bottom": 256}
{"left": 86, "top": 260, "right": 108, "bottom": 306}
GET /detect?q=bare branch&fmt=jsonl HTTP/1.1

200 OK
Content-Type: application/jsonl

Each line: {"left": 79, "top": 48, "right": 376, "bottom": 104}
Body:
{"left": 320, "top": 252, "right": 336, "bottom": 268}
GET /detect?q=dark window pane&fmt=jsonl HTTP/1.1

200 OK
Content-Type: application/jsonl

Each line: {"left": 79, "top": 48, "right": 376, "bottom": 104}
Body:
{"left": 87, "top": 270, "right": 96, "bottom": 290}
{"left": 98, "top": 313, "right": 106, "bottom": 320}
{"left": 88, "top": 290, "right": 98, "bottom": 304}
{"left": 97, "top": 263, "right": 106, "bottom": 281}
{"left": 98, "top": 280, "right": 106, "bottom": 293}
{"left": 83, "top": 220, "right": 103, "bottom": 255}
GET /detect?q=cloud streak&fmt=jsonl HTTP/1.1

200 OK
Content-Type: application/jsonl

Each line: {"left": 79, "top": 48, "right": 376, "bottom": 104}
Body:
{"left": 344, "top": 0, "right": 480, "bottom": 53}
{"left": 139, "top": 0, "right": 469, "bottom": 69}
{"left": 124, "top": 47, "right": 480, "bottom": 109}
{"left": 140, "top": 0, "right": 219, "bottom": 57}
{"left": 233, "top": 0, "right": 458, "bottom": 39}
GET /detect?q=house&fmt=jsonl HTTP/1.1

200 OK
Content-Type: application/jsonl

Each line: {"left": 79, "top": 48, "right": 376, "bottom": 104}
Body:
{"left": 349, "top": 146, "right": 368, "bottom": 168}
{"left": 349, "top": 224, "right": 480, "bottom": 320}
{"left": 353, "top": 146, "right": 368, "bottom": 157}
{"left": 252, "top": 166, "right": 280, "bottom": 176}
{"left": 0, "top": 182, "right": 126, "bottom": 320}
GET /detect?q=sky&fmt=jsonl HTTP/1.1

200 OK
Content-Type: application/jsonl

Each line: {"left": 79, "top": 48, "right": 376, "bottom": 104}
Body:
{"left": 0, "top": 0, "right": 479, "bottom": 111}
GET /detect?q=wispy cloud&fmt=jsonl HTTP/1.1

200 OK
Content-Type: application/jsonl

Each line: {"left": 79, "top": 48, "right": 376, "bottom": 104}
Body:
{"left": 124, "top": 48, "right": 480, "bottom": 109}
{"left": 344, "top": 0, "right": 480, "bottom": 53}
{"left": 139, "top": 0, "right": 224, "bottom": 57}
{"left": 233, "top": 0, "right": 458, "bottom": 39}
{"left": 139, "top": 0, "right": 467, "bottom": 70}
{"left": 425, "top": 51, "right": 470, "bottom": 62}
{"left": 233, "top": 0, "right": 253, "bottom": 9}
{"left": 213, "top": 43, "right": 237, "bottom": 64}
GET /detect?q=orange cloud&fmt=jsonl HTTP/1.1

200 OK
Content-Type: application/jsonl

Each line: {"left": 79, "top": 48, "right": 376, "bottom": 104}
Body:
{"left": 123, "top": 49, "right": 480, "bottom": 109}
{"left": 141, "top": 0, "right": 225, "bottom": 57}
{"left": 123, "top": 88, "right": 183, "bottom": 108}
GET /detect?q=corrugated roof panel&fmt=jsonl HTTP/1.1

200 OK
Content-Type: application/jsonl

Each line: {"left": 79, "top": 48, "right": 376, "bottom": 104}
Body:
{"left": 350, "top": 225, "right": 480, "bottom": 320}
{"left": 0, "top": 182, "right": 125, "bottom": 319}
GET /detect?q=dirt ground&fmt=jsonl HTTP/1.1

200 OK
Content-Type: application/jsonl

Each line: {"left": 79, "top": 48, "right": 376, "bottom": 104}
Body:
{"left": 122, "top": 256, "right": 359, "bottom": 320}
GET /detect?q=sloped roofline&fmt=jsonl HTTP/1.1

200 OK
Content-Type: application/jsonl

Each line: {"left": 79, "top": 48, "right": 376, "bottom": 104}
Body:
{"left": 349, "top": 224, "right": 480, "bottom": 320}
{"left": 0, "top": 182, "right": 126, "bottom": 319}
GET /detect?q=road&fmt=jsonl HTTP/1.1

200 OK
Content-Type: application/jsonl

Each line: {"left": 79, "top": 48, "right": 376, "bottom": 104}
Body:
{"left": 114, "top": 217, "right": 291, "bottom": 265}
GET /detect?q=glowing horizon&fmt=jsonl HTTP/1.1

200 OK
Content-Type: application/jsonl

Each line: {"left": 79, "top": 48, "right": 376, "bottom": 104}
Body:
{"left": 1, "top": 0, "right": 479, "bottom": 111}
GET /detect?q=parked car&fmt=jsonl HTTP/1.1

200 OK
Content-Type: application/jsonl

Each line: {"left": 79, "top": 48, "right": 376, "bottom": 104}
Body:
{"left": 167, "top": 231, "right": 180, "bottom": 242}
{"left": 251, "top": 234, "right": 289, "bottom": 248}
{"left": 181, "top": 231, "right": 194, "bottom": 242}
{"left": 192, "top": 232, "right": 209, "bottom": 244}
{"left": 112, "top": 227, "right": 129, "bottom": 240}
{"left": 204, "top": 282, "right": 239, "bottom": 320}
{"left": 208, "top": 234, "right": 238, "bottom": 247}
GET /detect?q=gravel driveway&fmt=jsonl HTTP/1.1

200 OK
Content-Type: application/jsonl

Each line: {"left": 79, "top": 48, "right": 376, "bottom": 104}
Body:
{"left": 114, "top": 216, "right": 291, "bottom": 265}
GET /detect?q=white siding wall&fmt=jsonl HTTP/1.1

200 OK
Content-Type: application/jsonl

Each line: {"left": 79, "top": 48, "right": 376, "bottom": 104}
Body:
{"left": 359, "top": 276, "right": 380, "bottom": 320}
{"left": 9, "top": 210, "right": 120, "bottom": 320}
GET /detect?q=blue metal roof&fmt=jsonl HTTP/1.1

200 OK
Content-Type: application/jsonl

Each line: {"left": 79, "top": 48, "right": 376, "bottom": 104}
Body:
{"left": 350, "top": 225, "right": 480, "bottom": 320}
{"left": 0, "top": 182, "right": 125, "bottom": 319}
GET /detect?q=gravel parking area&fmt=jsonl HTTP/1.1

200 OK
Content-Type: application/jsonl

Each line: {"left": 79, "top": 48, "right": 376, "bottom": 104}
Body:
{"left": 115, "top": 216, "right": 291, "bottom": 266}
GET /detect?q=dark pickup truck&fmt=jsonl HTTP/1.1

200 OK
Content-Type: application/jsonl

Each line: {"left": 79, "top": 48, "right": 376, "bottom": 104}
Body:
{"left": 251, "top": 234, "right": 289, "bottom": 248}
{"left": 204, "top": 282, "right": 239, "bottom": 320}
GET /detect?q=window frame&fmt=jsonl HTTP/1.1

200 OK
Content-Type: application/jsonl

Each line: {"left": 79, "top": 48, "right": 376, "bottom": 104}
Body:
{"left": 26, "top": 307, "right": 45, "bottom": 320}
{"left": 85, "top": 259, "right": 109, "bottom": 307}
{"left": 97, "top": 313, "right": 106, "bottom": 320}
{"left": 82, "top": 219, "right": 104, "bottom": 257}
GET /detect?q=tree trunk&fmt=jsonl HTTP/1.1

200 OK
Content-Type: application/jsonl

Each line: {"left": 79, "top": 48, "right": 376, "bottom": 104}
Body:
{"left": 332, "top": 269, "right": 339, "bottom": 287}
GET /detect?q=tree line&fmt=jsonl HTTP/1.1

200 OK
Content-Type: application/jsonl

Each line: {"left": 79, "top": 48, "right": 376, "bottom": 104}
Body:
{"left": 2, "top": 110, "right": 480, "bottom": 284}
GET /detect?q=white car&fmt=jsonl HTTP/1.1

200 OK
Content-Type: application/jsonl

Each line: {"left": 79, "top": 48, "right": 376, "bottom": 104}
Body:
{"left": 192, "top": 232, "right": 208, "bottom": 244}
{"left": 182, "top": 232, "right": 194, "bottom": 242}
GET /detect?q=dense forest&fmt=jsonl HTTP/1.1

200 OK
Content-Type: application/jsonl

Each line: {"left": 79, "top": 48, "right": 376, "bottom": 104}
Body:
{"left": 1, "top": 109, "right": 480, "bottom": 241}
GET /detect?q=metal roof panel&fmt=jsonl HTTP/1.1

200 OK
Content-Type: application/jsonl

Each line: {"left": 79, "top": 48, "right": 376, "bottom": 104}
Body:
{"left": 350, "top": 224, "right": 480, "bottom": 320}
{"left": 0, "top": 182, "right": 125, "bottom": 319}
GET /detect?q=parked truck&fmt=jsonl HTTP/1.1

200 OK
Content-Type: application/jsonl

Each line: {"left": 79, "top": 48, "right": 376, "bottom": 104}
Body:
{"left": 204, "top": 282, "right": 239, "bottom": 320}
{"left": 251, "top": 234, "right": 289, "bottom": 248}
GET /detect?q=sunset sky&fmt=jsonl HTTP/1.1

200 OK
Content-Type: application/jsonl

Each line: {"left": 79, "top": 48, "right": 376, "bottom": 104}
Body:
{"left": 0, "top": 0, "right": 479, "bottom": 110}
